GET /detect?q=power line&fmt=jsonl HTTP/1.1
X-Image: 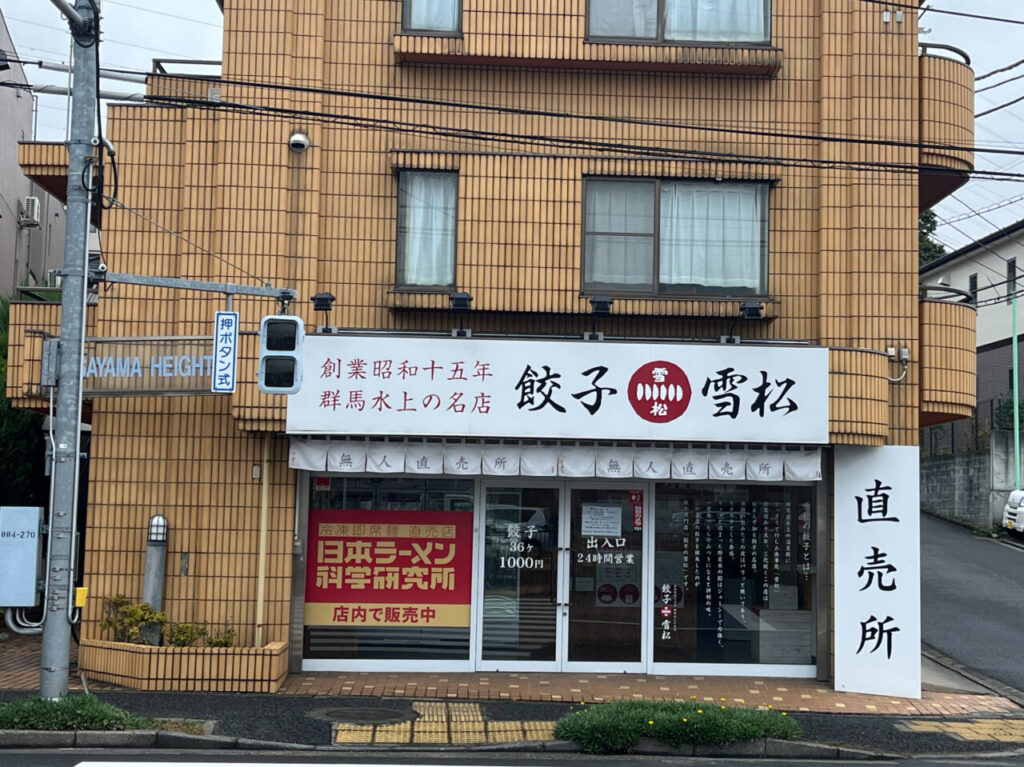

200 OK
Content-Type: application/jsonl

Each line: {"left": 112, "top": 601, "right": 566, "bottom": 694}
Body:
{"left": 977, "top": 71, "right": 1024, "bottom": 94}
{"left": 859, "top": 0, "right": 1024, "bottom": 26}
{"left": 140, "top": 91, "right": 1020, "bottom": 182}
{"left": 105, "top": 67, "right": 1019, "bottom": 159}
{"left": 102, "top": 196, "right": 269, "bottom": 286}
{"left": 22, "top": 55, "right": 1024, "bottom": 159}
{"left": 977, "top": 57, "right": 1024, "bottom": 82}
{"left": 7, "top": 16, "right": 193, "bottom": 58}
{"left": 101, "top": 0, "right": 222, "bottom": 28}
{"left": 142, "top": 90, "right": 1024, "bottom": 183}
{"left": 977, "top": 94, "right": 1024, "bottom": 119}
{"left": 937, "top": 193, "right": 1024, "bottom": 225}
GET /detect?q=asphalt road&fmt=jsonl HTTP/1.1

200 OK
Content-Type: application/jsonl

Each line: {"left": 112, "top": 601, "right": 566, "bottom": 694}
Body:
{"left": 921, "top": 514, "right": 1024, "bottom": 693}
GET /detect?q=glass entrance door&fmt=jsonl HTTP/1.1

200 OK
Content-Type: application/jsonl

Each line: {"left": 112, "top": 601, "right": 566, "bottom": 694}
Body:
{"left": 480, "top": 487, "right": 560, "bottom": 666}
{"left": 565, "top": 488, "right": 644, "bottom": 668}
{"left": 478, "top": 484, "right": 646, "bottom": 671}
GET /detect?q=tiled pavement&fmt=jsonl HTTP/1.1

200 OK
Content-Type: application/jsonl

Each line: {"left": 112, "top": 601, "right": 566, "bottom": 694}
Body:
{"left": 1, "top": 632, "right": 1020, "bottom": 717}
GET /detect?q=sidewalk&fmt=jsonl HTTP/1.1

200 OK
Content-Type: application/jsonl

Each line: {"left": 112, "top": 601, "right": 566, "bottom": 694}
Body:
{"left": 2, "top": 631, "right": 1023, "bottom": 755}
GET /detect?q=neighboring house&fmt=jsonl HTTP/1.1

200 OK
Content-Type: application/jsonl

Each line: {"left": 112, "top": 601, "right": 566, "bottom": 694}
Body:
{"left": 0, "top": 11, "right": 64, "bottom": 294}
{"left": 920, "top": 219, "right": 1024, "bottom": 526}
{"left": 9, "top": 0, "right": 976, "bottom": 698}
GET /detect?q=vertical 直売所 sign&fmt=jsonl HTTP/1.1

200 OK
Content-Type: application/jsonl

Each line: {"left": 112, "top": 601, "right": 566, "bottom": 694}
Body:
{"left": 304, "top": 509, "right": 473, "bottom": 628}
{"left": 211, "top": 311, "right": 239, "bottom": 393}
{"left": 834, "top": 446, "right": 920, "bottom": 698}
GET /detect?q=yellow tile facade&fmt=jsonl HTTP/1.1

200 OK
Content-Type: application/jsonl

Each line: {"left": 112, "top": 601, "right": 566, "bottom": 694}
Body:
{"left": 11, "top": 0, "right": 976, "bottom": 684}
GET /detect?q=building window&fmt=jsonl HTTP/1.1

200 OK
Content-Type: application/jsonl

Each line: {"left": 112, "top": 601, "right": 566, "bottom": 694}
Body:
{"left": 588, "top": 0, "right": 768, "bottom": 43}
{"left": 397, "top": 171, "right": 457, "bottom": 288}
{"left": 969, "top": 273, "right": 978, "bottom": 305}
{"left": 583, "top": 178, "right": 767, "bottom": 297}
{"left": 1008, "top": 258, "right": 1017, "bottom": 304}
{"left": 403, "top": 0, "right": 460, "bottom": 33}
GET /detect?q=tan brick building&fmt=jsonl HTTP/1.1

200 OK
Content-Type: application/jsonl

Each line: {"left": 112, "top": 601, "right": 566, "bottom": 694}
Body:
{"left": 10, "top": 0, "right": 975, "bottom": 695}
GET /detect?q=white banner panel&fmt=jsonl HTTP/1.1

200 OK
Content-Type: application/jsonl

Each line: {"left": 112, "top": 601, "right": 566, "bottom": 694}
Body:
{"left": 834, "top": 446, "right": 921, "bottom": 698}
{"left": 746, "top": 450, "right": 784, "bottom": 482}
{"left": 404, "top": 444, "right": 444, "bottom": 474}
{"left": 443, "top": 445, "right": 482, "bottom": 475}
{"left": 326, "top": 443, "right": 366, "bottom": 473}
{"left": 634, "top": 449, "right": 671, "bottom": 479}
{"left": 289, "top": 439, "right": 326, "bottom": 471}
{"left": 481, "top": 445, "right": 521, "bottom": 475}
{"left": 288, "top": 336, "right": 828, "bottom": 443}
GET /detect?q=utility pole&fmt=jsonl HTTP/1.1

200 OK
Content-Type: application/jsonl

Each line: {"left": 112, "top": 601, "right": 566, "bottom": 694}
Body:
{"left": 40, "top": 0, "right": 98, "bottom": 699}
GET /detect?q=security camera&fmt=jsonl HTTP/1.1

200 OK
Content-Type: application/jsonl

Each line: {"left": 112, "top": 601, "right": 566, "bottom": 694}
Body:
{"left": 288, "top": 132, "right": 310, "bottom": 153}
{"left": 97, "top": 262, "right": 107, "bottom": 274}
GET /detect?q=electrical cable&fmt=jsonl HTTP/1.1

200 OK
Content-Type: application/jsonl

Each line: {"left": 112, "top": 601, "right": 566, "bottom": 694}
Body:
{"left": 144, "top": 91, "right": 1024, "bottom": 183}
{"left": 977, "top": 57, "right": 1024, "bottom": 81}
{"left": 977, "top": 71, "right": 1024, "bottom": 94}
{"left": 977, "top": 94, "right": 1024, "bottom": 119}
{"left": 857, "top": 0, "right": 1024, "bottom": 26}
{"left": 101, "top": 195, "right": 270, "bottom": 286}
{"left": 13, "top": 53, "right": 1024, "bottom": 159}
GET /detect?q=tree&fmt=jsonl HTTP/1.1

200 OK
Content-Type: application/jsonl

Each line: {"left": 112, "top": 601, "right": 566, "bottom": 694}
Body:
{"left": 0, "top": 295, "right": 48, "bottom": 506}
{"left": 919, "top": 209, "right": 946, "bottom": 266}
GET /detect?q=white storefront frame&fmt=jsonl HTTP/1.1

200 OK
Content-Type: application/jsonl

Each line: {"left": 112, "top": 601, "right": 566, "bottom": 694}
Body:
{"left": 293, "top": 470, "right": 826, "bottom": 677}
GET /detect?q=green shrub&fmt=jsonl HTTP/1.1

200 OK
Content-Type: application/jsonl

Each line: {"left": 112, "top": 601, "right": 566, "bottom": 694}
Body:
{"left": 204, "top": 626, "right": 236, "bottom": 647}
{"left": 99, "top": 595, "right": 166, "bottom": 645}
{"left": 553, "top": 699, "right": 801, "bottom": 754}
{"left": 166, "top": 622, "right": 205, "bottom": 648}
{"left": 0, "top": 695, "right": 155, "bottom": 731}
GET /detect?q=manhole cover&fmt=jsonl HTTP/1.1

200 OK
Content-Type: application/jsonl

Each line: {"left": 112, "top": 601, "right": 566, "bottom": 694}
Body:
{"left": 308, "top": 707, "right": 415, "bottom": 724}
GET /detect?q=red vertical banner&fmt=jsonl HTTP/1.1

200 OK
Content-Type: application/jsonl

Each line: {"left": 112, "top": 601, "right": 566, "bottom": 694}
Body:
{"left": 304, "top": 509, "right": 473, "bottom": 628}
{"left": 630, "top": 490, "right": 644, "bottom": 531}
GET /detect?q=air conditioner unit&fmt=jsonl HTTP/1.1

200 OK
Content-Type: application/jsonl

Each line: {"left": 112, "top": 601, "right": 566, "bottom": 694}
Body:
{"left": 18, "top": 197, "right": 41, "bottom": 229}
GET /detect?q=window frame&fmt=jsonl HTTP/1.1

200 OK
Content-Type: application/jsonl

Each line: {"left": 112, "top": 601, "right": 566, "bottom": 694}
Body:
{"left": 968, "top": 273, "right": 978, "bottom": 305}
{"left": 581, "top": 176, "right": 770, "bottom": 299}
{"left": 395, "top": 169, "right": 459, "bottom": 292}
{"left": 1008, "top": 258, "right": 1017, "bottom": 305}
{"left": 402, "top": 0, "right": 463, "bottom": 36}
{"left": 585, "top": 0, "right": 771, "bottom": 46}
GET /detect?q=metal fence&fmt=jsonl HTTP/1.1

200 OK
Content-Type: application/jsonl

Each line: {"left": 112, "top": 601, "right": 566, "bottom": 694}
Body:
{"left": 921, "top": 397, "right": 1010, "bottom": 458}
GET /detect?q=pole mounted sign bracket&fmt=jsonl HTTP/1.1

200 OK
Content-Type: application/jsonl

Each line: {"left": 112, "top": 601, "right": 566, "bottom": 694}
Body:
{"left": 94, "top": 271, "right": 298, "bottom": 305}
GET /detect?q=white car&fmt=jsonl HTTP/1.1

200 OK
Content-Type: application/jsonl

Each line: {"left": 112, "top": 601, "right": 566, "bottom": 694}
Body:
{"left": 1003, "top": 489, "right": 1024, "bottom": 536}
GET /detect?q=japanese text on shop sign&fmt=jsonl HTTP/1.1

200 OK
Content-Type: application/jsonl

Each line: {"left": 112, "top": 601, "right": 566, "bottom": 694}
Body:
{"left": 304, "top": 509, "right": 473, "bottom": 629}
{"left": 288, "top": 336, "right": 829, "bottom": 444}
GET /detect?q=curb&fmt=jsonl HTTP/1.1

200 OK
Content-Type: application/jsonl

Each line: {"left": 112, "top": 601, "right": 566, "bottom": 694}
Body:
{"left": 0, "top": 730, "right": 889, "bottom": 759}
{"left": 922, "top": 643, "right": 1024, "bottom": 709}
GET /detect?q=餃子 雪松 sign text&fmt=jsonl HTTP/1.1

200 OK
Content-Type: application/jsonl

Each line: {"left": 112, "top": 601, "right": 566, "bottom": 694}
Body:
{"left": 287, "top": 335, "right": 828, "bottom": 444}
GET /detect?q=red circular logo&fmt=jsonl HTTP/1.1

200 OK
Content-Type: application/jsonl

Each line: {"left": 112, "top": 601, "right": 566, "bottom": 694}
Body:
{"left": 628, "top": 361, "right": 691, "bottom": 423}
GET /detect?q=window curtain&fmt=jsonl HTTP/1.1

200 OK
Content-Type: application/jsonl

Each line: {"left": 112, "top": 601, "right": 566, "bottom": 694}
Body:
{"left": 659, "top": 182, "right": 763, "bottom": 291}
{"left": 664, "top": 0, "right": 767, "bottom": 42}
{"left": 589, "top": 0, "right": 657, "bottom": 37}
{"left": 584, "top": 180, "right": 655, "bottom": 288}
{"left": 407, "top": 0, "right": 459, "bottom": 32}
{"left": 399, "top": 172, "right": 456, "bottom": 286}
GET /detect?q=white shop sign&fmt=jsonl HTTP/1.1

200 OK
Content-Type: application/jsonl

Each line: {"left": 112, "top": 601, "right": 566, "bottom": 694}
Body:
{"left": 834, "top": 446, "right": 921, "bottom": 698}
{"left": 287, "top": 335, "right": 829, "bottom": 443}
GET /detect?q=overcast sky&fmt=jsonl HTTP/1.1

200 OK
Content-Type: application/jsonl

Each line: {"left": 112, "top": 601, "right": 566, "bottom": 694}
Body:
{"left": 3, "top": 1, "right": 1022, "bottom": 251}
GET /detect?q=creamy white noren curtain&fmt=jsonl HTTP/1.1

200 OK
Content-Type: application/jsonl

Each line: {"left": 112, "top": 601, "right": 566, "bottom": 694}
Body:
{"left": 589, "top": 0, "right": 657, "bottom": 37}
{"left": 584, "top": 179, "right": 655, "bottom": 289}
{"left": 659, "top": 182, "right": 764, "bottom": 292}
{"left": 664, "top": 0, "right": 767, "bottom": 42}
{"left": 398, "top": 171, "right": 456, "bottom": 286}
{"left": 407, "top": 0, "right": 460, "bottom": 32}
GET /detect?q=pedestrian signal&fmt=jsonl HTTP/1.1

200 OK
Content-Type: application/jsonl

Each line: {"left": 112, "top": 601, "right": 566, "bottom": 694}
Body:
{"left": 258, "top": 315, "right": 304, "bottom": 394}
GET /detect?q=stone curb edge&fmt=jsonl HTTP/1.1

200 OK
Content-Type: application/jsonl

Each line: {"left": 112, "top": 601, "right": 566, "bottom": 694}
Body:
{"left": 0, "top": 730, "right": 892, "bottom": 759}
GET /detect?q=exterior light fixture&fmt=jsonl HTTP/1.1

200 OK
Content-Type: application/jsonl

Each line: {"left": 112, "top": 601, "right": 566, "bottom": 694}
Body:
{"left": 147, "top": 514, "right": 169, "bottom": 544}
{"left": 311, "top": 292, "right": 336, "bottom": 313}
{"left": 0, "top": 51, "right": 10, "bottom": 72}
{"left": 739, "top": 301, "right": 764, "bottom": 320}
{"left": 449, "top": 292, "right": 473, "bottom": 311}
{"left": 589, "top": 296, "right": 613, "bottom": 315}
